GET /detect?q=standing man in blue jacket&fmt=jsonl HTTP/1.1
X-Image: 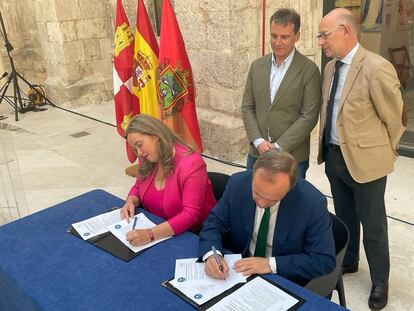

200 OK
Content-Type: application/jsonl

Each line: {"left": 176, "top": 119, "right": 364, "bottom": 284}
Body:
{"left": 199, "top": 150, "right": 335, "bottom": 286}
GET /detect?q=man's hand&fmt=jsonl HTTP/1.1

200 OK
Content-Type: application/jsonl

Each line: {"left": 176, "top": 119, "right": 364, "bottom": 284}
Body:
{"left": 205, "top": 255, "right": 229, "bottom": 280}
{"left": 257, "top": 141, "right": 275, "bottom": 154}
{"left": 126, "top": 229, "right": 151, "bottom": 246}
{"left": 233, "top": 257, "right": 271, "bottom": 276}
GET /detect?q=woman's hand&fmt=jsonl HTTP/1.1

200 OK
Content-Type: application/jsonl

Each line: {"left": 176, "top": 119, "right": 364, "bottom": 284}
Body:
{"left": 120, "top": 197, "right": 138, "bottom": 223}
{"left": 126, "top": 229, "right": 151, "bottom": 246}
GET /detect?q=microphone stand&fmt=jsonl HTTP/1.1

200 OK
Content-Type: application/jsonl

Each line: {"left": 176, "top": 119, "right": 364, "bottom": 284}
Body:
{"left": 0, "top": 11, "right": 48, "bottom": 121}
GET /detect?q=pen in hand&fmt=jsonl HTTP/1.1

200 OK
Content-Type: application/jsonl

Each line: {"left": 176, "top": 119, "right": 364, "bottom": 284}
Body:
{"left": 211, "top": 246, "right": 224, "bottom": 273}
{"left": 132, "top": 216, "right": 138, "bottom": 230}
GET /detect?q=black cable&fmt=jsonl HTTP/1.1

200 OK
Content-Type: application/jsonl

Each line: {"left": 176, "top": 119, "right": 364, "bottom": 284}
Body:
{"left": 324, "top": 194, "right": 414, "bottom": 227}
{"left": 387, "top": 215, "right": 414, "bottom": 226}
{"left": 27, "top": 101, "right": 414, "bottom": 229}
{"left": 201, "top": 153, "right": 246, "bottom": 169}
{"left": 45, "top": 102, "right": 247, "bottom": 167}
{"left": 45, "top": 102, "right": 116, "bottom": 128}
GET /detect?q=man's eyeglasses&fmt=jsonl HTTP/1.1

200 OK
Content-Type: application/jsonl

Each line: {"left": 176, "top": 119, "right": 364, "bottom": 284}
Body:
{"left": 316, "top": 24, "right": 344, "bottom": 41}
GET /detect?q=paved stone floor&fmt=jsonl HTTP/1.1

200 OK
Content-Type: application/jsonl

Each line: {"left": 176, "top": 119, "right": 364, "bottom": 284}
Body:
{"left": 0, "top": 101, "right": 413, "bottom": 310}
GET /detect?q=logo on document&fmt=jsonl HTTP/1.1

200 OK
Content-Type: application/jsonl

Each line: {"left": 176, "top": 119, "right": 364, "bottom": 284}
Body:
{"left": 115, "top": 224, "right": 122, "bottom": 229}
{"left": 177, "top": 277, "right": 186, "bottom": 283}
{"left": 194, "top": 294, "right": 203, "bottom": 300}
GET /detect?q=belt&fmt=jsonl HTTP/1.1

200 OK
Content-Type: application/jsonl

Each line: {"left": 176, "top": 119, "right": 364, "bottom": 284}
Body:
{"left": 328, "top": 143, "right": 341, "bottom": 151}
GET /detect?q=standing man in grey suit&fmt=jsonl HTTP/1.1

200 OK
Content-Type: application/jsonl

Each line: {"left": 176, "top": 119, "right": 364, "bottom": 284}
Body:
{"left": 242, "top": 8, "right": 322, "bottom": 178}
{"left": 317, "top": 8, "right": 405, "bottom": 310}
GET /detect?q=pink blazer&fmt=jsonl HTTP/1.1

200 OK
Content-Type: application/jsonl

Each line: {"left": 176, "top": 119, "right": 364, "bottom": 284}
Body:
{"left": 128, "top": 144, "right": 217, "bottom": 234}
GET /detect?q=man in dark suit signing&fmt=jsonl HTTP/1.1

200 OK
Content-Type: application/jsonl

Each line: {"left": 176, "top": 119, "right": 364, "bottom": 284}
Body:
{"left": 317, "top": 8, "right": 405, "bottom": 310}
{"left": 199, "top": 149, "right": 335, "bottom": 286}
{"left": 242, "top": 8, "right": 322, "bottom": 178}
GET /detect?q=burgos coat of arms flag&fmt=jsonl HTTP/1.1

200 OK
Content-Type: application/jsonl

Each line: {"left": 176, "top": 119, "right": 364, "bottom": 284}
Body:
{"left": 157, "top": 0, "right": 204, "bottom": 153}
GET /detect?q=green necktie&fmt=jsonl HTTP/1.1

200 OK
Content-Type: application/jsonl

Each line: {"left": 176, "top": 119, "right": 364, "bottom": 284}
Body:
{"left": 254, "top": 207, "right": 270, "bottom": 257}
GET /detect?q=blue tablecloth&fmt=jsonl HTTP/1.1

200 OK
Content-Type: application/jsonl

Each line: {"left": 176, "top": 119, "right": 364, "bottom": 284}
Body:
{"left": 0, "top": 189, "right": 346, "bottom": 310}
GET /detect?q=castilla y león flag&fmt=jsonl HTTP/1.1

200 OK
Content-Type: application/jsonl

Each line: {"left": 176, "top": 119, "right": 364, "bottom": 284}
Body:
{"left": 157, "top": 0, "right": 203, "bottom": 152}
{"left": 113, "top": 0, "right": 138, "bottom": 163}
{"left": 132, "top": 0, "right": 160, "bottom": 119}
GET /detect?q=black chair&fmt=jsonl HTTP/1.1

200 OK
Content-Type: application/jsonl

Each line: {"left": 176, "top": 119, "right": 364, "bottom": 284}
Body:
{"left": 207, "top": 172, "right": 230, "bottom": 201}
{"left": 305, "top": 212, "right": 349, "bottom": 307}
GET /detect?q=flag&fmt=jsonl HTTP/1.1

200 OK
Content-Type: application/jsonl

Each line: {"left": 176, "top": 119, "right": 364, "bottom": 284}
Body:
{"left": 113, "top": 0, "right": 138, "bottom": 163}
{"left": 132, "top": 0, "right": 160, "bottom": 118}
{"left": 157, "top": 0, "right": 203, "bottom": 152}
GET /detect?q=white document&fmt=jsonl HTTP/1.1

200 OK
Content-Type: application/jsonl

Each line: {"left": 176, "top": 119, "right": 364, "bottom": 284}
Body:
{"left": 72, "top": 209, "right": 121, "bottom": 240}
{"left": 207, "top": 276, "right": 299, "bottom": 311}
{"left": 108, "top": 213, "right": 170, "bottom": 253}
{"left": 171, "top": 254, "right": 246, "bottom": 305}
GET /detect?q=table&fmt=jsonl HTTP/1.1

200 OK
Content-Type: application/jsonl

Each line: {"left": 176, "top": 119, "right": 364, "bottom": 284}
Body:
{"left": 0, "top": 189, "right": 347, "bottom": 310}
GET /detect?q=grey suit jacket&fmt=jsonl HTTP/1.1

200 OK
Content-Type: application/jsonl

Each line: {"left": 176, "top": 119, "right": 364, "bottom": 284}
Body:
{"left": 317, "top": 46, "right": 405, "bottom": 182}
{"left": 242, "top": 50, "right": 322, "bottom": 162}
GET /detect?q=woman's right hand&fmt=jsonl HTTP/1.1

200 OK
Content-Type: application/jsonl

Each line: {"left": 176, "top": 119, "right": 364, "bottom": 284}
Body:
{"left": 120, "top": 199, "right": 137, "bottom": 223}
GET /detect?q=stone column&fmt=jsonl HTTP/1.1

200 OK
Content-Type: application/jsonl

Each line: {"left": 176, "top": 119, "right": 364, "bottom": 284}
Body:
{"left": 32, "top": 0, "right": 114, "bottom": 107}
{"left": 172, "top": 0, "right": 260, "bottom": 162}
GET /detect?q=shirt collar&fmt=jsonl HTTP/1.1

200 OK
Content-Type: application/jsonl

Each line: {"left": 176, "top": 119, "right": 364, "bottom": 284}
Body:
{"left": 272, "top": 48, "right": 296, "bottom": 68}
{"left": 339, "top": 43, "right": 359, "bottom": 65}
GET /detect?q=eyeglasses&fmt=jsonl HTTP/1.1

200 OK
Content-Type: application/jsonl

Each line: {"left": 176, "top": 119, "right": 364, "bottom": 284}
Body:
{"left": 316, "top": 24, "right": 344, "bottom": 40}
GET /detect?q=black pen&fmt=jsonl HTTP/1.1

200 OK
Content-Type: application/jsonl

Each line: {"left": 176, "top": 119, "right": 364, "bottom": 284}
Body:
{"left": 132, "top": 216, "right": 138, "bottom": 230}
{"left": 211, "top": 246, "right": 224, "bottom": 272}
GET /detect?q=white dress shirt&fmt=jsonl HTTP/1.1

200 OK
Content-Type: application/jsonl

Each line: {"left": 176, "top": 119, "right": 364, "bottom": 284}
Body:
{"left": 203, "top": 202, "right": 280, "bottom": 274}
{"left": 253, "top": 48, "right": 295, "bottom": 150}
{"left": 248, "top": 202, "right": 280, "bottom": 273}
{"left": 329, "top": 43, "right": 359, "bottom": 145}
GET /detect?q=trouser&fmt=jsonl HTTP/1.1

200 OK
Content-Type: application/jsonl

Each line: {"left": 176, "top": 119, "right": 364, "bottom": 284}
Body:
{"left": 325, "top": 144, "right": 389, "bottom": 286}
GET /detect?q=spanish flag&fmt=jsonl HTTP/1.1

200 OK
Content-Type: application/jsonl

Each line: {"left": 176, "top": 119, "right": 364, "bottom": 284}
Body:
{"left": 132, "top": 0, "right": 160, "bottom": 119}
{"left": 157, "top": 0, "right": 203, "bottom": 152}
{"left": 113, "top": 0, "right": 138, "bottom": 163}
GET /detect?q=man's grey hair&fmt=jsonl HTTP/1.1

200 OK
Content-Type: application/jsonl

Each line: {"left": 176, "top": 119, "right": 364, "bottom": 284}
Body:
{"left": 253, "top": 149, "right": 298, "bottom": 187}
{"left": 337, "top": 11, "right": 356, "bottom": 28}
{"left": 270, "top": 8, "right": 301, "bottom": 33}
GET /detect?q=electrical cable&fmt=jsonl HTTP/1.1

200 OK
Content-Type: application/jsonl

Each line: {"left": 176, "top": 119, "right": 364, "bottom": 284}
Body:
{"left": 324, "top": 194, "right": 413, "bottom": 227}
{"left": 38, "top": 101, "right": 414, "bottom": 228}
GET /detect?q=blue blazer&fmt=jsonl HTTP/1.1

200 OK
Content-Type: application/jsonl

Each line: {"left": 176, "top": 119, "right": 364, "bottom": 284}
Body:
{"left": 199, "top": 171, "right": 336, "bottom": 284}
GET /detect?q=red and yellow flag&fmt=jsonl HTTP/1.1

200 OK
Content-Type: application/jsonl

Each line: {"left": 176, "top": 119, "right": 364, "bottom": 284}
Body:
{"left": 132, "top": 0, "right": 160, "bottom": 118}
{"left": 157, "top": 0, "right": 204, "bottom": 152}
{"left": 113, "top": 0, "right": 138, "bottom": 163}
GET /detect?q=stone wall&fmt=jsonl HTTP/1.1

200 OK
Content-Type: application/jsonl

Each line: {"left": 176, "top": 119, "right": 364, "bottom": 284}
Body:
{"left": 0, "top": 0, "right": 323, "bottom": 162}
{"left": 32, "top": 0, "right": 115, "bottom": 107}
{"left": 174, "top": 0, "right": 322, "bottom": 161}
{"left": 0, "top": 1, "right": 46, "bottom": 83}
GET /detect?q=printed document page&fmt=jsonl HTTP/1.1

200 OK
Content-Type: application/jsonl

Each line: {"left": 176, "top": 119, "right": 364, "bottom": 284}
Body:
{"left": 171, "top": 254, "right": 246, "bottom": 305}
{"left": 108, "top": 213, "right": 170, "bottom": 253}
{"left": 207, "top": 276, "right": 299, "bottom": 311}
{"left": 72, "top": 209, "right": 121, "bottom": 240}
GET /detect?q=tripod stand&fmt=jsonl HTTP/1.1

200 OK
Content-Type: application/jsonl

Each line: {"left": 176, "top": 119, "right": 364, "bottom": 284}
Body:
{"left": 0, "top": 11, "right": 47, "bottom": 121}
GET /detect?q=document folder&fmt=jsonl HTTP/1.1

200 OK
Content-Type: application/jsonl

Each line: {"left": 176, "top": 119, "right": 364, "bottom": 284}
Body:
{"left": 162, "top": 275, "right": 305, "bottom": 311}
{"left": 67, "top": 207, "right": 146, "bottom": 262}
{"left": 68, "top": 226, "right": 141, "bottom": 262}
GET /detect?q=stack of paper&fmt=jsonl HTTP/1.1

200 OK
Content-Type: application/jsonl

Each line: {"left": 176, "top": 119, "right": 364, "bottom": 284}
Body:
{"left": 170, "top": 254, "right": 246, "bottom": 305}
{"left": 72, "top": 211, "right": 170, "bottom": 253}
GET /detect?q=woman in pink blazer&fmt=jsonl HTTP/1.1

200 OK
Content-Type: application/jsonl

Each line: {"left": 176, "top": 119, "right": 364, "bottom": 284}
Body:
{"left": 120, "top": 114, "right": 216, "bottom": 246}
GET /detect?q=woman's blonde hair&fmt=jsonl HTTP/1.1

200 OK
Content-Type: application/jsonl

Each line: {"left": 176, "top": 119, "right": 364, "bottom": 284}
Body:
{"left": 125, "top": 114, "right": 193, "bottom": 179}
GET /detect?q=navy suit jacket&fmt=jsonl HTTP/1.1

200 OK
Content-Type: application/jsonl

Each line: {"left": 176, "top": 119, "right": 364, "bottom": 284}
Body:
{"left": 199, "top": 171, "right": 336, "bottom": 284}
